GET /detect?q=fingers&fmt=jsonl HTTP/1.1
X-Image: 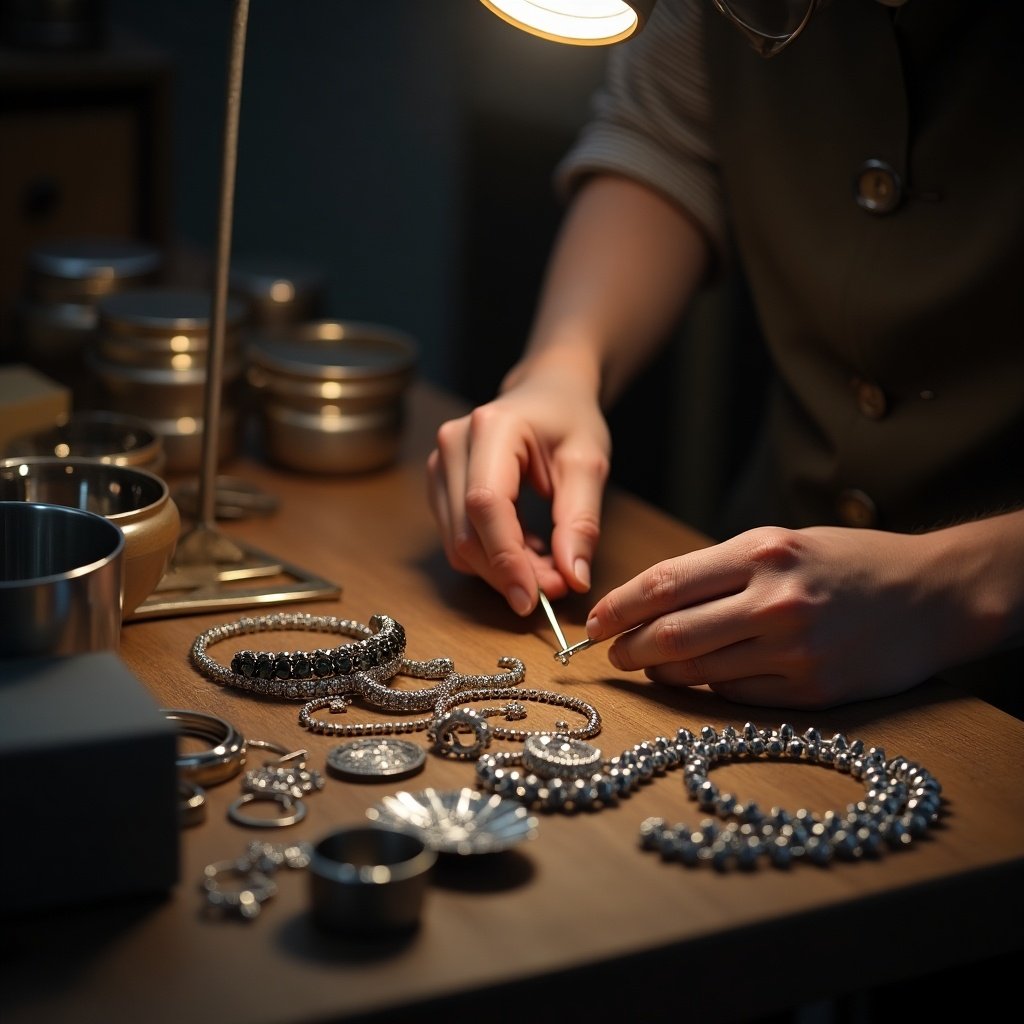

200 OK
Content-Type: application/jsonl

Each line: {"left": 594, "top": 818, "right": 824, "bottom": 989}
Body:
{"left": 427, "top": 414, "right": 533, "bottom": 612}
{"left": 587, "top": 538, "right": 752, "bottom": 641}
{"left": 643, "top": 666, "right": 831, "bottom": 711}
{"left": 429, "top": 409, "right": 571, "bottom": 615}
{"left": 605, "top": 590, "right": 758, "bottom": 674}
{"left": 549, "top": 444, "right": 608, "bottom": 594}
{"left": 427, "top": 395, "right": 610, "bottom": 614}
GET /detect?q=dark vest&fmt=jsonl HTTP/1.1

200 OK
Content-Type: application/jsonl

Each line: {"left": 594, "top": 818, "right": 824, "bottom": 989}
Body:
{"left": 703, "top": 0, "right": 1024, "bottom": 716}
{"left": 704, "top": 0, "right": 1024, "bottom": 535}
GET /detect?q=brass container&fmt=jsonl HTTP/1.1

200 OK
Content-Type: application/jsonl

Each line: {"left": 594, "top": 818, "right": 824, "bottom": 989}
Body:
{"left": 229, "top": 255, "right": 327, "bottom": 328}
{"left": 15, "top": 238, "right": 162, "bottom": 402}
{"left": 0, "top": 457, "right": 181, "bottom": 618}
{"left": 3, "top": 411, "right": 167, "bottom": 476}
{"left": 90, "top": 288, "right": 246, "bottom": 473}
{"left": 245, "top": 320, "right": 417, "bottom": 474}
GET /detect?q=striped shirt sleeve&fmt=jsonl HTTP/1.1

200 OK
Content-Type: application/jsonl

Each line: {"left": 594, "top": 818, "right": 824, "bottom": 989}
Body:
{"left": 553, "top": 0, "right": 728, "bottom": 264}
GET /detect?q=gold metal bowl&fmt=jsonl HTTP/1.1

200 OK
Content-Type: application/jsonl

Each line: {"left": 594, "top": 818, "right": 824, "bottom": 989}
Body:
{"left": 2, "top": 410, "right": 167, "bottom": 476}
{"left": 0, "top": 456, "right": 181, "bottom": 618}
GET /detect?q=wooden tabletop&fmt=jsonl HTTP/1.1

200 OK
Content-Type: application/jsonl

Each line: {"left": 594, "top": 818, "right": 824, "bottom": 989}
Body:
{"left": 3, "top": 381, "right": 1023, "bottom": 1023}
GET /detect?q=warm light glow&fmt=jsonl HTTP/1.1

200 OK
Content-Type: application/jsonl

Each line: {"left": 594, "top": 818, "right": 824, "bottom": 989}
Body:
{"left": 269, "top": 280, "right": 295, "bottom": 303}
{"left": 176, "top": 417, "right": 199, "bottom": 434}
{"left": 170, "top": 334, "right": 190, "bottom": 352}
{"left": 171, "top": 353, "right": 194, "bottom": 371}
{"left": 320, "top": 382, "right": 343, "bottom": 400}
{"left": 480, "top": 0, "right": 641, "bottom": 45}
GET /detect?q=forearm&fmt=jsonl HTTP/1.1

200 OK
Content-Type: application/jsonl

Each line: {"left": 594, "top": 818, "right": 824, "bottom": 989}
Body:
{"left": 501, "top": 173, "right": 710, "bottom": 408}
{"left": 923, "top": 508, "right": 1024, "bottom": 665}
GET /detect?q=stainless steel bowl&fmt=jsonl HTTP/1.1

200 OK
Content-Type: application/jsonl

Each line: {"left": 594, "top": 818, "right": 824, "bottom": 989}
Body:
{"left": 0, "top": 457, "right": 180, "bottom": 617}
{"left": 0, "top": 500, "right": 125, "bottom": 655}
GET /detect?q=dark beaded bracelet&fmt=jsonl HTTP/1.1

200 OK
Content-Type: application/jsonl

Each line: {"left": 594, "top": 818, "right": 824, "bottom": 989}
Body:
{"left": 190, "top": 612, "right": 406, "bottom": 700}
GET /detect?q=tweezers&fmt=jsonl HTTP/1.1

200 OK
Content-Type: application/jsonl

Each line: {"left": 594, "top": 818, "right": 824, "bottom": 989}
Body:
{"left": 538, "top": 589, "right": 599, "bottom": 665}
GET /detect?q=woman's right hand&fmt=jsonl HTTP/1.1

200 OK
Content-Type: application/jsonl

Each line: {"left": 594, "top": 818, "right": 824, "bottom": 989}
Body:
{"left": 426, "top": 370, "right": 611, "bottom": 616}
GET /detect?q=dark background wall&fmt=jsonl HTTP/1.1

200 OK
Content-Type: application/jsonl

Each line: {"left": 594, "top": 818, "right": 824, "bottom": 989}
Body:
{"left": 103, "top": 0, "right": 608, "bottom": 398}
{"left": 2, "top": 0, "right": 761, "bottom": 529}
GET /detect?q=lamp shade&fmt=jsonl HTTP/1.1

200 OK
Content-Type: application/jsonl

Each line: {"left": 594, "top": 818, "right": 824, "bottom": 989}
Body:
{"left": 479, "top": 0, "right": 656, "bottom": 45}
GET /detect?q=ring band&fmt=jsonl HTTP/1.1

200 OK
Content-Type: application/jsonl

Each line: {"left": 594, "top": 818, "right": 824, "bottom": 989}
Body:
{"left": 162, "top": 708, "right": 247, "bottom": 786}
{"left": 201, "top": 860, "right": 278, "bottom": 919}
{"left": 228, "top": 791, "right": 308, "bottom": 829}
{"left": 178, "top": 780, "right": 207, "bottom": 827}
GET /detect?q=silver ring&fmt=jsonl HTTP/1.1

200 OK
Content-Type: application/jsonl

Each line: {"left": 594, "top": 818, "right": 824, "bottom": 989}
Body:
{"left": 228, "top": 791, "right": 307, "bottom": 828}
{"left": 201, "top": 860, "right": 278, "bottom": 919}
{"left": 162, "top": 708, "right": 247, "bottom": 786}
{"left": 178, "top": 780, "right": 207, "bottom": 827}
{"left": 246, "top": 738, "right": 308, "bottom": 768}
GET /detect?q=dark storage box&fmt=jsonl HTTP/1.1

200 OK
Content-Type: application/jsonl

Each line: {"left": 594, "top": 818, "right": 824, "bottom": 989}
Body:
{"left": 0, "top": 651, "right": 180, "bottom": 913}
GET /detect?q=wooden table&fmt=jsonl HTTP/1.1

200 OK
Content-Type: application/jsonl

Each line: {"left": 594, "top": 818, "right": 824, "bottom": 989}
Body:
{"left": 3, "top": 382, "right": 1023, "bottom": 1023}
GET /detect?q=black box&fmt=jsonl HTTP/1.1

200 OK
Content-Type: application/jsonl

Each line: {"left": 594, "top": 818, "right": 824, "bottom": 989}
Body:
{"left": 0, "top": 652, "right": 180, "bottom": 913}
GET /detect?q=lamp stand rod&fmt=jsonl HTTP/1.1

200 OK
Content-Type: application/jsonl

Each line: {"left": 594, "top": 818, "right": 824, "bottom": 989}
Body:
{"left": 199, "top": 0, "right": 250, "bottom": 530}
{"left": 141, "top": 0, "right": 340, "bottom": 613}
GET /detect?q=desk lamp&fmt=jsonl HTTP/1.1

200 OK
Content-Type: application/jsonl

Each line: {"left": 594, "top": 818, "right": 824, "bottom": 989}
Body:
{"left": 479, "top": 1, "right": 655, "bottom": 44}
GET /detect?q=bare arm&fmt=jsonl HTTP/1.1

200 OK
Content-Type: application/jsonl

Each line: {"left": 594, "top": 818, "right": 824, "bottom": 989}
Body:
{"left": 502, "top": 173, "right": 710, "bottom": 408}
{"left": 427, "top": 172, "right": 710, "bottom": 613}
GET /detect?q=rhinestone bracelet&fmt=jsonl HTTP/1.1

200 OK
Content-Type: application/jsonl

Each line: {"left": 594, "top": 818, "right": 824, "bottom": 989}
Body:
{"left": 475, "top": 722, "right": 943, "bottom": 870}
{"left": 190, "top": 612, "right": 408, "bottom": 700}
{"left": 296, "top": 656, "right": 530, "bottom": 735}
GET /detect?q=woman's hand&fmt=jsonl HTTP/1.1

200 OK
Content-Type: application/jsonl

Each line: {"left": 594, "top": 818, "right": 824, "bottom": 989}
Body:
{"left": 584, "top": 521, "right": 1020, "bottom": 709}
{"left": 426, "top": 372, "right": 611, "bottom": 615}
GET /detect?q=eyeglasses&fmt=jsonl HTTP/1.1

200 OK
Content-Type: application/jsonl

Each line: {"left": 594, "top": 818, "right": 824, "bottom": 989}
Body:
{"left": 711, "top": 0, "right": 824, "bottom": 58}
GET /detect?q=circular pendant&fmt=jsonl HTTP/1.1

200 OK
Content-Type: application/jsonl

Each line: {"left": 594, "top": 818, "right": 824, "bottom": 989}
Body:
{"left": 326, "top": 738, "right": 427, "bottom": 781}
{"left": 522, "top": 733, "right": 603, "bottom": 779}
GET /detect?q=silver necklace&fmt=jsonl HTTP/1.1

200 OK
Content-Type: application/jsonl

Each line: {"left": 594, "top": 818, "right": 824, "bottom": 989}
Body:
{"left": 475, "top": 722, "right": 943, "bottom": 870}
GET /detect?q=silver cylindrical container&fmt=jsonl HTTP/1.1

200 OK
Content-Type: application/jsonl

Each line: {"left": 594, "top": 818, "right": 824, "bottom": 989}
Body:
{"left": 14, "top": 238, "right": 163, "bottom": 402}
{"left": 0, "top": 500, "right": 124, "bottom": 655}
{"left": 90, "top": 288, "right": 246, "bottom": 474}
{"left": 229, "top": 256, "right": 327, "bottom": 329}
{"left": 308, "top": 826, "right": 435, "bottom": 935}
{"left": 245, "top": 320, "right": 417, "bottom": 474}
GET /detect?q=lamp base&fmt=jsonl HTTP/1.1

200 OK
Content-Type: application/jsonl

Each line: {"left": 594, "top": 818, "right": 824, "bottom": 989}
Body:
{"left": 127, "top": 523, "right": 340, "bottom": 620}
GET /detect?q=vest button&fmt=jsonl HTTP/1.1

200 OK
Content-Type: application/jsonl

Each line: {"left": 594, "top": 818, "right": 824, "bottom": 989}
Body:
{"left": 837, "top": 489, "right": 878, "bottom": 528}
{"left": 853, "top": 378, "right": 888, "bottom": 419}
{"left": 855, "top": 160, "right": 902, "bottom": 214}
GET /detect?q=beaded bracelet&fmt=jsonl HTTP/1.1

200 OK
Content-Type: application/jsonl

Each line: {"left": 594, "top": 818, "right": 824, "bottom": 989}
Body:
{"left": 190, "top": 612, "right": 408, "bottom": 700}
{"left": 475, "top": 722, "right": 943, "bottom": 869}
